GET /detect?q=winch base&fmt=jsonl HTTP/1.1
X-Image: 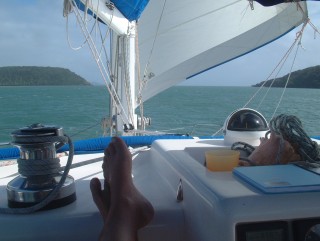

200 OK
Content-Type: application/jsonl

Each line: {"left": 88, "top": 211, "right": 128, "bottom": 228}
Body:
{"left": 7, "top": 175, "right": 76, "bottom": 210}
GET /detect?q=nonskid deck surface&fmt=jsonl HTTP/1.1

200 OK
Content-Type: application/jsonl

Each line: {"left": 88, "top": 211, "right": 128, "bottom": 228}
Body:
{"left": 0, "top": 138, "right": 320, "bottom": 241}
{"left": 0, "top": 150, "right": 184, "bottom": 241}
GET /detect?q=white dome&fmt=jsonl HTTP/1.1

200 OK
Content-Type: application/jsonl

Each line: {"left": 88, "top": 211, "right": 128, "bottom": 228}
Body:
{"left": 223, "top": 108, "right": 269, "bottom": 146}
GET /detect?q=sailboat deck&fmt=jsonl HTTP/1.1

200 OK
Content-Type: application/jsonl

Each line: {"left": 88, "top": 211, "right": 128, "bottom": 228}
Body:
{"left": 1, "top": 138, "right": 320, "bottom": 240}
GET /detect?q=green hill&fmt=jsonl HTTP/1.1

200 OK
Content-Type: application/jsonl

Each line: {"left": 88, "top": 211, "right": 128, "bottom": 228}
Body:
{"left": 0, "top": 66, "right": 91, "bottom": 86}
{"left": 252, "top": 65, "right": 320, "bottom": 88}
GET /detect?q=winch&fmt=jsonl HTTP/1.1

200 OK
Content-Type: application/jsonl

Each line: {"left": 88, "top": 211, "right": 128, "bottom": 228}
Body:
{"left": 6, "top": 123, "right": 76, "bottom": 211}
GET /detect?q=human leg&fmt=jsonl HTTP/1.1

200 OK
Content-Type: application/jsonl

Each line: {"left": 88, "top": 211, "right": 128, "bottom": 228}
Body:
{"left": 90, "top": 137, "right": 154, "bottom": 241}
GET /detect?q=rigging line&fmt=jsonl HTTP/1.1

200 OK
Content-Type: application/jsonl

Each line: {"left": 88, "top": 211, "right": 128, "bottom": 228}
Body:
{"left": 98, "top": 15, "right": 113, "bottom": 73}
{"left": 67, "top": 0, "right": 110, "bottom": 68}
{"left": 135, "top": 25, "right": 146, "bottom": 130}
{"left": 112, "top": 36, "right": 134, "bottom": 126}
{"left": 271, "top": 23, "right": 306, "bottom": 119}
{"left": 72, "top": 9, "right": 128, "bottom": 127}
{"left": 188, "top": 123, "right": 222, "bottom": 136}
{"left": 243, "top": 3, "right": 308, "bottom": 109}
{"left": 139, "top": 0, "right": 242, "bottom": 95}
{"left": 88, "top": 0, "right": 112, "bottom": 69}
{"left": 140, "top": 0, "right": 167, "bottom": 94}
{"left": 256, "top": 37, "right": 298, "bottom": 110}
{"left": 212, "top": 4, "right": 309, "bottom": 136}
{"left": 69, "top": 120, "right": 102, "bottom": 138}
{"left": 211, "top": 127, "right": 224, "bottom": 137}
{"left": 127, "top": 54, "right": 135, "bottom": 126}
{"left": 135, "top": 26, "right": 142, "bottom": 92}
{"left": 242, "top": 22, "right": 306, "bottom": 109}
{"left": 243, "top": 40, "right": 295, "bottom": 108}
{"left": 123, "top": 36, "right": 135, "bottom": 125}
{"left": 96, "top": 2, "right": 113, "bottom": 71}
{"left": 258, "top": 22, "right": 308, "bottom": 112}
{"left": 241, "top": 0, "right": 254, "bottom": 21}
{"left": 66, "top": 13, "right": 85, "bottom": 51}
{"left": 65, "top": 1, "right": 99, "bottom": 51}
{"left": 95, "top": 17, "right": 112, "bottom": 77}
{"left": 92, "top": 3, "right": 133, "bottom": 126}
{"left": 69, "top": 0, "right": 130, "bottom": 124}
{"left": 111, "top": 34, "right": 136, "bottom": 128}
{"left": 308, "top": 19, "right": 320, "bottom": 37}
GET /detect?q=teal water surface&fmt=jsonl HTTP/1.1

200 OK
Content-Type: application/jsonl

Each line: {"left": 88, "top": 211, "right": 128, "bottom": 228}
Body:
{"left": 0, "top": 86, "right": 319, "bottom": 144}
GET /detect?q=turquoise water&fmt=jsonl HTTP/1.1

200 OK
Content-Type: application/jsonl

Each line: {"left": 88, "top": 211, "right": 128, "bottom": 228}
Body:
{"left": 0, "top": 86, "right": 319, "bottom": 145}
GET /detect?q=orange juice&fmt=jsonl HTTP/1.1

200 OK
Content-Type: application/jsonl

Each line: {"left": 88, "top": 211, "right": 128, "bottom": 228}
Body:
{"left": 205, "top": 149, "right": 240, "bottom": 172}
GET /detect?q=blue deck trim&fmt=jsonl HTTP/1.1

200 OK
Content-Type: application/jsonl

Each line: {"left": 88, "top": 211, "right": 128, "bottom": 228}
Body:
{"left": 0, "top": 135, "right": 195, "bottom": 160}
{"left": 0, "top": 135, "right": 317, "bottom": 160}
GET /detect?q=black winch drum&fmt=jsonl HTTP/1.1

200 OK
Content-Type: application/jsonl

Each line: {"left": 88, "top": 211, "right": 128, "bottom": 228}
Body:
{"left": 6, "top": 124, "right": 76, "bottom": 210}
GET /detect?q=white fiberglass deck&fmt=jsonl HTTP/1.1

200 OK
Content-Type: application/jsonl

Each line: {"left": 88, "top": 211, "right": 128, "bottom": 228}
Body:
{"left": 1, "top": 138, "right": 320, "bottom": 241}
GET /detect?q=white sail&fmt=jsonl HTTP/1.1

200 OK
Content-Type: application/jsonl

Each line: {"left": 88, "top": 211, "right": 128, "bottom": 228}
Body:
{"left": 137, "top": 1, "right": 308, "bottom": 102}
{"left": 66, "top": 0, "right": 309, "bottom": 133}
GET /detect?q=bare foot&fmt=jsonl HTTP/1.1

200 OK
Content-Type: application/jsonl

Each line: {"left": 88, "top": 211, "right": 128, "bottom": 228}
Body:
{"left": 239, "top": 131, "right": 300, "bottom": 166}
{"left": 90, "top": 137, "right": 154, "bottom": 241}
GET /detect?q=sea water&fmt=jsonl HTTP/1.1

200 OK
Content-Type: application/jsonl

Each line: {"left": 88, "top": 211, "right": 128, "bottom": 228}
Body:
{"left": 0, "top": 86, "right": 319, "bottom": 145}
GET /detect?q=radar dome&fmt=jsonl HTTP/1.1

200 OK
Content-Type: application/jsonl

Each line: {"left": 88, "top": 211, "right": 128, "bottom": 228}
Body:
{"left": 223, "top": 108, "right": 269, "bottom": 146}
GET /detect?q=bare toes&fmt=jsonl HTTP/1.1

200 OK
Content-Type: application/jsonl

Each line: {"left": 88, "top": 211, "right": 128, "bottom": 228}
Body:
{"left": 90, "top": 178, "right": 110, "bottom": 222}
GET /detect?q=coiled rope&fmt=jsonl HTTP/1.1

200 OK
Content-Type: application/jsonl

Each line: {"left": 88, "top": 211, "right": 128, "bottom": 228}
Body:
{"left": 269, "top": 114, "right": 320, "bottom": 163}
{"left": 0, "top": 135, "right": 74, "bottom": 214}
{"left": 16, "top": 135, "right": 68, "bottom": 177}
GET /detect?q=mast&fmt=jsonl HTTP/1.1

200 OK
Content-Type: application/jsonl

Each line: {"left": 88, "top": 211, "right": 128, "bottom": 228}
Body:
{"left": 110, "top": 23, "right": 137, "bottom": 135}
{"left": 67, "top": 0, "right": 139, "bottom": 136}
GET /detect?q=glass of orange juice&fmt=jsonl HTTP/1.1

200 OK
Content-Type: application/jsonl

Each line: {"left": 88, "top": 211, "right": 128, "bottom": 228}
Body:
{"left": 205, "top": 149, "right": 240, "bottom": 172}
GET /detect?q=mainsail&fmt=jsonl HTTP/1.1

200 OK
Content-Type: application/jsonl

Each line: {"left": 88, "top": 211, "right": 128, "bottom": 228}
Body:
{"left": 138, "top": 1, "right": 308, "bottom": 102}
{"left": 66, "top": 0, "right": 309, "bottom": 133}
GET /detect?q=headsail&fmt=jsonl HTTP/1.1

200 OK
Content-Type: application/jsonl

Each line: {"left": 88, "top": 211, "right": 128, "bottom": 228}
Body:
{"left": 137, "top": 1, "right": 308, "bottom": 102}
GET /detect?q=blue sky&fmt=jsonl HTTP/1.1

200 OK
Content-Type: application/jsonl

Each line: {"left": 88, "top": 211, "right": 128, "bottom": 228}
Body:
{"left": 0, "top": 1, "right": 319, "bottom": 86}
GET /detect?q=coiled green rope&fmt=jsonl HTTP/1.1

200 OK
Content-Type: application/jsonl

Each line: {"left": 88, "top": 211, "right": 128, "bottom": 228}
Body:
{"left": 269, "top": 114, "right": 320, "bottom": 163}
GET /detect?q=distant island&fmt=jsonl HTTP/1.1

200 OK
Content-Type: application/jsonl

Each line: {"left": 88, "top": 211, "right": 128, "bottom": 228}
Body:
{"left": 0, "top": 66, "right": 91, "bottom": 86}
{"left": 252, "top": 65, "right": 320, "bottom": 89}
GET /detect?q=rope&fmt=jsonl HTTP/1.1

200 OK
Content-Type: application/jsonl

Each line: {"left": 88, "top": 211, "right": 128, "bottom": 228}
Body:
{"left": 269, "top": 114, "right": 320, "bottom": 163}
{"left": 64, "top": 0, "right": 96, "bottom": 51}
{"left": 0, "top": 135, "right": 74, "bottom": 214}
{"left": 17, "top": 158, "right": 61, "bottom": 177}
{"left": 68, "top": 0, "right": 132, "bottom": 128}
{"left": 240, "top": 9, "right": 314, "bottom": 120}
{"left": 139, "top": 0, "right": 167, "bottom": 96}
{"left": 123, "top": 35, "right": 135, "bottom": 126}
{"left": 135, "top": 25, "right": 146, "bottom": 130}
{"left": 271, "top": 22, "right": 307, "bottom": 119}
{"left": 230, "top": 115, "right": 320, "bottom": 165}
{"left": 69, "top": 119, "right": 102, "bottom": 138}
{"left": 243, "top": 22, "right": 305, "bottom": 110}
